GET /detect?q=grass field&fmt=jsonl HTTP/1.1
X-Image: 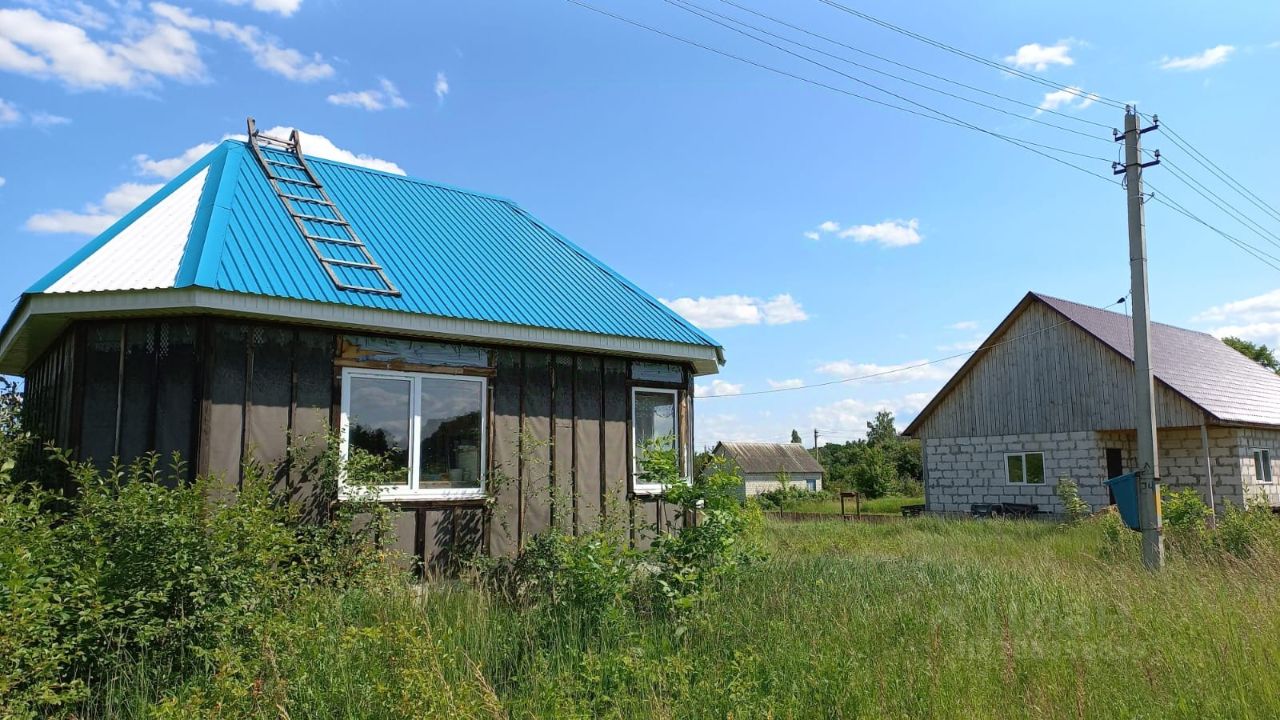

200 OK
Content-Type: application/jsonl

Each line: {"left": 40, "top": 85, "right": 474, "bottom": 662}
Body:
{"left": 93, "top": 517, "right": 1280, "bottom": 719}
{"left": 778, "top": 493, "right": 922, "bottom": 515}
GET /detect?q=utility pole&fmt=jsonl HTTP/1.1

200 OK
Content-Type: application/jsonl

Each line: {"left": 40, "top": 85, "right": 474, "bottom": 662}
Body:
{"left": 813, "top": 429, "right": 820, "bottom": 462}
{"left": 1115, "top": 106, "right": 1164, "bottom": 570}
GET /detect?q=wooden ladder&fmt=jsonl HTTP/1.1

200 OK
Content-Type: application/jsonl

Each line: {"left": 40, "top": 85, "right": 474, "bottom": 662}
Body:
{"left": 246, "top": 117, "right": 400, "bottom": 296}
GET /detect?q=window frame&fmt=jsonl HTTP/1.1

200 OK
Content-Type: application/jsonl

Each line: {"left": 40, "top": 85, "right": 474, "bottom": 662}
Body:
{"left": 631, "top": 386, "right": 683, "bottom": 496}
{"left": 1005, "top": 451, "right": 1046, "bottom": 485}
{"left": 1252, "top": 448, "right": 1273, "bottom": 485}
{"left": 339, "top": 367, "right": 488, "bottom": 502}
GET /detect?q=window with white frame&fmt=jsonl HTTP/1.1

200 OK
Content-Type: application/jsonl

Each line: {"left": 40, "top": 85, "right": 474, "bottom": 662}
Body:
{"left": 632, "top": 387, "right": 681, "bottom": 494}
{"left": 1253, "top": 449, "right": 1273, "bottom": 484}
{"left": 1005, "top": 452, "right": 1045, "bottom": 485}
{"left": 340, "top": 368, "right": 486, "bottom": 500}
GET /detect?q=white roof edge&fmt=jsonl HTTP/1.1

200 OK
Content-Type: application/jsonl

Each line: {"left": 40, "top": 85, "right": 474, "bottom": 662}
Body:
{"left": 0, "top": 288, "right": 723, "bottom": 375}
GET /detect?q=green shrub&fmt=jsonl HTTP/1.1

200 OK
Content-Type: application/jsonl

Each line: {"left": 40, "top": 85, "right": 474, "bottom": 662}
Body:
{"left": 0, "top": 430, "right": 403, "bottom": 719}
{"left": 478, "top": 438, "right": 762, "bottom": 628}
{"left": 1216, "top": 500, "right": 1280, "bottom": 558}
{"left": 1055, "top": 478, "right": 1091, "bottom": 524}
{"left": 754, "top": 485, "right": 830, "bottom": 511}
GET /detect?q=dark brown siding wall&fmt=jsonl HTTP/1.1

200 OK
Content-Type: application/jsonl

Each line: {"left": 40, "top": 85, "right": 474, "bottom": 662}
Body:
{"left": 19, "top": 330, "right": 76, "bottom": 473}
{"left": 202, "top": 321, "right": 335, "bottom": 519}
{"left": 73, "top": 320, "right": 201, "bottom": 482}
{"left": 23, "top": 317, "right": 693, "bottom": 571}
{"left": 485, "top": 349, "right": 692, "bottom": 558}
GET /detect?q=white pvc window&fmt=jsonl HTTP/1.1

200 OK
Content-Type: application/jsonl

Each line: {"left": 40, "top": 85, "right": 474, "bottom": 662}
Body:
{"left": 340, "top": 367, "right": 486, "bottom": 501}
{"left": 1253, "top": 449, "right": 1273, "bottom": 484}
{"left": 1005, "top": 452, "right": 1045, "bottom": 485}
{"left": 632, "top": 387, "right": 681, "bottom": 495}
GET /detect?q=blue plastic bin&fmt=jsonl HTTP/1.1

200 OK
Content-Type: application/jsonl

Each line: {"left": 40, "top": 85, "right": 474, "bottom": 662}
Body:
{"left": 1105, "top": 472, "right": 1140, "bottom": 531}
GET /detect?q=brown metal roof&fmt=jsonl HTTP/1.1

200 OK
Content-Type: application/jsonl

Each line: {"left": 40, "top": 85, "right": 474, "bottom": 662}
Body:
{"left": 713, "top": 442, "right": 823, "bottom": 474}
{"left": 904, "top": 291, "right": 1280, "bottom": 435}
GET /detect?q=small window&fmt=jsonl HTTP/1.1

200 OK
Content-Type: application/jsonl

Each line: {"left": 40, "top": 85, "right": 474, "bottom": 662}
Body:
{"left": 1253, "top": 449, "right": 1273, "bottom": 484}
{"left": 632, "top": 387, "right": 682, "bottom": 494}
{"left": 1006, "top": 452, "right": 1045, "bottom": 484}
{"left": 340, "top": 368, "right": 486, "bottom": 500}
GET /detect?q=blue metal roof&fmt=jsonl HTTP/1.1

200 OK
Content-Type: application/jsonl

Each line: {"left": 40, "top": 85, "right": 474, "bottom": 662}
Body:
{"left": 29, "top": 140, "right": 720, "bottom": 350}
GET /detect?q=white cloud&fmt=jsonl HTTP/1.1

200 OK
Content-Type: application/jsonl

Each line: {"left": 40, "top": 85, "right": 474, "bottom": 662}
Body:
{"left": 0, "top": 97, "right": 71, "bottom": 128}
{"left": 806, "top": 218, "right": 922, "bottom": 247}
{"left": 1194, "top": 289, "right": 1280, "bottom": 348}
{"left": 815, "top": 357, "right": 962, "bottom": 384}
{"left": 936, "top": 337, "right": 983, "bottom": 353}
{"left": 25, "top": 181, "right": 162, "bottom": 235}
{"left": 28, "top": 128, "right": 404, "bottom": 235}
{"left": 0, "top": 99, "right": 18, "bottom": 125}
{"left": 1036, "top": 86, "right": 1098, "bottom": 113}
{"left": 434, "top": 71, "right": 449, "bottom": 103}
{"left": 221, "top": 0, "right": 303, "bottom": 17}
{"left": 696, "top": 412, "right": 775, "bottom": 444}
{"left": 0, "top": 6, "right": 204, "bottom": 89}
{"left": 767, "top": 378, "right": 804, "bottom": 390}
{"left": 134, "top": 141, "right": 218, "bottom": 179}
{"left": 1194, "top": 289, "right": 1280, "bottom": 324}
{"left": 1160, "top": 45, "right": 1234, "bottom": 71}
{"left": 1005, "top": 42, "right": 1074, "bottom": 71}
{"left": 661, "top": 293, "right": 808, "bottom": 329}
{"left": 838, "top": 219, "right": 922, "bottom": 247}
{"left": 327, "top": 77, "right": 408, "bottom": 111}
{"left": 152, "top": 3, "right": 333, "bottom": 82}
{"left": 948, "top": 320, "right": 978, "bottom": 331}
{"left": 810, "top": 393, "right": 934, "bottom": 436}
{"left": 695, "top": 379, "right": 744, "bottom": 397}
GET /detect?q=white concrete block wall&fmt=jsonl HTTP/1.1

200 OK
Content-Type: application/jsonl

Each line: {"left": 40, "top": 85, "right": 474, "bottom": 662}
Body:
{"left": 923, "top": 431, "right": 1108, "bottom": 514}
{"left": 1235, "top": 428, "right": 1280, "bottom": 507}
{"left": 924, "top": 426, "right": 1266, "bottom": 516}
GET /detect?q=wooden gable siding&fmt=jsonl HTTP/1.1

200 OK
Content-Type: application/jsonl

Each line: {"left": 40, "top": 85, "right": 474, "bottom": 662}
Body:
{"left": 915, "top": 301, "right": 1206, "bottom": 439}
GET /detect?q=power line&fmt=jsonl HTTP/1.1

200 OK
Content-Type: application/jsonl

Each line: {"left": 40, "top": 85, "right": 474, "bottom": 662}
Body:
{"left": 1145, "top": 185, "right": 1280, "bottom": 274}
{"left": 812, "top": 0, "right": 1129, "bottom": 110}
{"left": 669, "top": 0, "right": 1114, "bottom": 145}
{"left": 566, "top": 0, "right": 1117, "bottom": 184}
{"left": 697, "top": 297, "right": 1127, "bottom": 398}
{"left": 1159, "top": 155, "right": 1280, "bottom": 250}
{"left": 1156, "top": 118, "right": 1280, "bottom": 225}
{"left": 718, "top": 0, "right": 1112, "bottom": 131}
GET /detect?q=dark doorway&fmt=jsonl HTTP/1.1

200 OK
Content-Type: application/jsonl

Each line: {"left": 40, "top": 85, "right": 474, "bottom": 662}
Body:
{"left": 1105, "top": 448, "right": 1123, "bottom": 505}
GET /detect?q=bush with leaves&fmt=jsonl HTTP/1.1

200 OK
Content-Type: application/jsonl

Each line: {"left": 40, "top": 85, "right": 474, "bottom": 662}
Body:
{"left": 478, "top": 436, "right": 762, "bottom": 626}
{"left": 754, "top": 485, "right": 830, "bottom": 511}
{"left": 0, "top": 423, "right": 404, "bottom": 718}
{"left": 1055, "top": 478, "right": 1091, "bottom": 525}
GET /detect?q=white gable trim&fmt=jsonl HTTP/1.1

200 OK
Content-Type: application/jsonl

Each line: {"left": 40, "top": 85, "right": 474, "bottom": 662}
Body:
{"left": 45, "top": 169, "right": 207, "bottom": 294}
{"left": 0, "top": 288, "right": 724, "bottom": 375}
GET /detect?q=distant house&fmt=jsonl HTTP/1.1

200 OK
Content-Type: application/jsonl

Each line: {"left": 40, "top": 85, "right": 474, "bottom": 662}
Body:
{"left": 904, "top": 292, "right": 1280, "bottom": 515}
{"left": 712, "top": 441, "right": 823, "bottom": 497}
{"left": 1, "top": 125, "right": 724, "bottom": 571}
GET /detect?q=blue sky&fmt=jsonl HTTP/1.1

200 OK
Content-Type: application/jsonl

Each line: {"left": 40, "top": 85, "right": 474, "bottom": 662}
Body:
{"left": 1, "top": 0, "right": 1278, "bottom": 448}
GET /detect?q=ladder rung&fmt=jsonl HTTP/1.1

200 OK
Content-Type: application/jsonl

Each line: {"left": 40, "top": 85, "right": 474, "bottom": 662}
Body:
{"left": 293, "top": 213, "right": 349, "bottom": 226}
{"left": 267, "top": 176, "right": 321, "bottom": 189}
{"left": 335, "top": 284, "right": 400, "bottom": 296}
{"left": 281, "top": 193, "right": 334, "bottom": 206}
{"left": 323, "top": 258, "right": 382, "bottom": 270}
{"left": 306, "top": 234, "right": 363, "bottom": 247}
{"left": 266, "top": 159, "right": 308, "bottom": 172}
{"left": 254, "top": 133, "right": 293, "bottom": 146}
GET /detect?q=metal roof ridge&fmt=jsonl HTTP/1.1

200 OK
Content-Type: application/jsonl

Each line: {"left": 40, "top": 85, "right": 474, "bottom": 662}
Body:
{"left": 223, "top": 138, "right": 521, "bottom": 206}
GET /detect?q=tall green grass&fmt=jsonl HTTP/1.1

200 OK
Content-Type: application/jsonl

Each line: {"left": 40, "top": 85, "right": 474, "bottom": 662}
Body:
{"left": 85, "top": 517, "right": 1280, "bottom": 719}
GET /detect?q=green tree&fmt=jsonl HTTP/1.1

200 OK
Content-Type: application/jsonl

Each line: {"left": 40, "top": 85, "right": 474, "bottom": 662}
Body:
{"left": 851, "top": 445, "right": 895, "bottom": 498}
{"left": 1223, "top": 336, "right": 1280, "bottom": 374}
{"left": 790, "top": 429, "right": 803, "bottom": 444}
{"left": 865, "top": 410, "right": 898, "bottom": 447}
